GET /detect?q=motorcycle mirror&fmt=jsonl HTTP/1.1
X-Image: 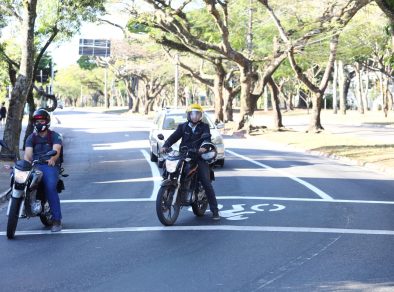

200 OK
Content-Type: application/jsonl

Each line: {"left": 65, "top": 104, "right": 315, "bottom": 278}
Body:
{"left": 157, "top": 134, "right": 165, "bottom": 140}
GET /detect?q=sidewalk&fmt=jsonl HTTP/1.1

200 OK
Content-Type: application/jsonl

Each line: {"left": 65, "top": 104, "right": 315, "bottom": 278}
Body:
{"left": 0, "top": 125, "right": 26, "bottom": 204}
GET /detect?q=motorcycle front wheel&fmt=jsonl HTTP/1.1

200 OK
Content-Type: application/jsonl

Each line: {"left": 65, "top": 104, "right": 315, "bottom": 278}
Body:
{"left": 191, "top": 188, "right": 208, "bottom": 217}
{"left": 7, "top": 197, "right": 22, "bottom": 239}
{"left": 156, "top": 186, "right": 180, "bottom": 226}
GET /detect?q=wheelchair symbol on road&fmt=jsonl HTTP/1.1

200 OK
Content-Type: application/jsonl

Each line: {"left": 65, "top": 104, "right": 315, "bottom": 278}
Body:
{"left": 188, "top": 203, "right": 286, "bottom": 221}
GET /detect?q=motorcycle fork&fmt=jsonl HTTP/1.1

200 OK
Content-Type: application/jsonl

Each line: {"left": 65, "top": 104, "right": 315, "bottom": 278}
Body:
{"left": 171, "top": 161, "right": 185, "bottom": 206}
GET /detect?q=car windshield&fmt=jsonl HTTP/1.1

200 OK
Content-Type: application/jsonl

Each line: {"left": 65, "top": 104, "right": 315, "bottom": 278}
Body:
{"left": 162, "top": 113, "right": 214, "bottom": 130}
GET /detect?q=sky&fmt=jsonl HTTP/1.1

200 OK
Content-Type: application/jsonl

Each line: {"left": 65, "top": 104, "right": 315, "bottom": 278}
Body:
{"left": 50, "top": 21, "right": 124, "bottom": 69}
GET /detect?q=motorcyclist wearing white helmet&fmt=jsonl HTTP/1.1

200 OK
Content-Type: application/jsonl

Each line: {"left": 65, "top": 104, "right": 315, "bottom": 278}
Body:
{"left": 161, "top": 104, "right": 220, "bottom": 220}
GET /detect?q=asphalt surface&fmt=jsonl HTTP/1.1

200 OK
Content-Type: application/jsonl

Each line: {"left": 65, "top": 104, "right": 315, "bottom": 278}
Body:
{"left": 0, "top": 109, "right": 393, "bottom": 291}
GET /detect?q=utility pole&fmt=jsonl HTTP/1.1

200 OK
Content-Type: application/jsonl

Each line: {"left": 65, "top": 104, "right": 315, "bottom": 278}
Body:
{"left": 50, "top": 58, "right": 54, "bottom": 94}
{"left": 104, "top": 64, "right": 108, "bottom": 108}
{"left": 247, "top": 0, "right": 254, "bottom": 58}
{"left": 174, "top": 53, "right": 179, "bottom": 108}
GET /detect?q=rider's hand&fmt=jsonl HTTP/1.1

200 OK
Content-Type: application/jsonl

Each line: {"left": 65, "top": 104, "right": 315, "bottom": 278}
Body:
{"left": 47, "top": 157, "right": 57, "bottom": 166}
{"left": 160, "top": 147, "right": 168, "bottom": 154}
{"left": 198, "top": 147, "right": 207, "bottom": 154}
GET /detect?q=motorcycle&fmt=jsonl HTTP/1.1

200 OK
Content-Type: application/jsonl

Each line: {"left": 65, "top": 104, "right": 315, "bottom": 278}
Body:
{"left": 0, "top": 140, "right": 67, "bottom": 239}
{"left": 155, "top": 133, "right": 216, "bottom": 226}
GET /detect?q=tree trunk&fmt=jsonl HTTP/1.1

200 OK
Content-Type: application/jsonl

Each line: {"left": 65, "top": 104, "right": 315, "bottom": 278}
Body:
{"left": 237, "top": 63, "right": 253, "bottom": 130}
{"left": 144, "top": 99, "right": 150, "bottom": 115}
{"left": 308, "top": 93, "right": 324, "bottom": 132}
{"left": 223, "top": 89, "right": 235, "bottom": 122}
{"left": 1, "top": 0, "right": 38, "bottom": 159}
{"left": 337, "top": 60, "right": 346, "bottom": 114}
{"left": 213, "top": 67, "right": 224, "bottom": 123}
{"left": 22, "top": 91, "right": 36, "bottom": 150}
{"left": 361, "top": 67, "right": 370, "bottom": 111}
{"left": 354, "top": 63, "right": 364, "bottom": 114}
{"left": 333, "top": 60, "right": 338, "bottom": 114}
{"left": 267, "top": 77, "right": 283, "bottom": 129}
{"left": 132, "top": 97, "right": 140, "bottom": 113}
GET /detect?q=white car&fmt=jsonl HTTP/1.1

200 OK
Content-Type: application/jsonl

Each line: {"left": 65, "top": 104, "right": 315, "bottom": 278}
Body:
{"left": 149, "top": 108, "right": 225, "bottom": 167}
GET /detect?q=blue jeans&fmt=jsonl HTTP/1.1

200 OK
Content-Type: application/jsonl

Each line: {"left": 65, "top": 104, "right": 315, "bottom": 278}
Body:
{"left": 37, "top": 164, "right": 62, "bottom": 221}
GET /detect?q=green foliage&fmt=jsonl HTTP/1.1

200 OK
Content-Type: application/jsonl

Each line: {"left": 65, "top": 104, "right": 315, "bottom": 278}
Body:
{"left": 77, "top": 55, "right": 98, "bottom": 70}
{"left": 54, "top": 64, "right": 109, "bottom": 102}
{"left": 34, "top": 53, "right": 53, "bottom": 83}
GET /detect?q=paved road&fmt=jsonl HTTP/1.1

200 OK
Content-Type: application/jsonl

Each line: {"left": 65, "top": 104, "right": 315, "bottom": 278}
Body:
{"left": 0, "top": 109, "right": 393, "bottom": 291}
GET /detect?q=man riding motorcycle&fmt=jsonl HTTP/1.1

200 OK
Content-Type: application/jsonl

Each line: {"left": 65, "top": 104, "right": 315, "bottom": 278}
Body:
{"left": 161, "top": 104, "right": 220, "bottom": 220}
{"left": 24, "top": 108, "right": 63, "bottom": 232}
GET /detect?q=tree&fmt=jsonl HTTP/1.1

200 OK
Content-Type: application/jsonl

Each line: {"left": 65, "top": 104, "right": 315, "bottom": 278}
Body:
{"left": 261, "top": 0, "right": 373, "bottom": 132}
{"left": 0, "top": 0, "right": 106, "bottom": 158}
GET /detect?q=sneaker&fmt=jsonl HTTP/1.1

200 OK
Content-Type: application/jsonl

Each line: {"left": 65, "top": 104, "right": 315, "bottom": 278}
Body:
{"left": 212, "top": 211, "right": 220, "bottom": 221}
{"left": 51, "top": 221, "right": 62, "bottom": 232}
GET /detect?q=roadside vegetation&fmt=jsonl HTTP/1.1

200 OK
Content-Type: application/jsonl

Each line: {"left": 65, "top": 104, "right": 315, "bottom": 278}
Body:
{"left": 0, "top": 0, "right": 393, "bottom": 163}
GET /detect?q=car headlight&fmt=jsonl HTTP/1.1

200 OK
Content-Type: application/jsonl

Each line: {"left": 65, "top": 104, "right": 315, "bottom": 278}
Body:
{"left": 14, "top": 168, "right": 30, "bottom": 184}
{"left": 212, "top": 135, "right": 223, "bottom": 145}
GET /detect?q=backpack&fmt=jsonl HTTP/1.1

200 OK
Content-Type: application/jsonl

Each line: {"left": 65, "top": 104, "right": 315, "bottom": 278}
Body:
{"left": 32, "top": 130, "right": 64, "bottom": 165}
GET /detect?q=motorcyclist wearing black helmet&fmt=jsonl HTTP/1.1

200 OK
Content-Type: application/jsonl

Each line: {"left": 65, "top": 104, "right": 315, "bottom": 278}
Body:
{"left": 24, "top": 108, "right": 63, "bottom": 232}
{"left": 161, "top": 104, "right": 220, "bottom": 220}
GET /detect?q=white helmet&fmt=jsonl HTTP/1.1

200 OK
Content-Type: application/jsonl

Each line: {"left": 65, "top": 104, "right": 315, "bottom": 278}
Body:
{"left": 200, "top": 142, "right": 217, "bottom": 164}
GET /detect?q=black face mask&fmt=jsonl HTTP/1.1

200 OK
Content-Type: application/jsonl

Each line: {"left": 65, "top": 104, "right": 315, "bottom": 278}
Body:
{"left": 34, "top": 123, "right": 48, "bottom": 133}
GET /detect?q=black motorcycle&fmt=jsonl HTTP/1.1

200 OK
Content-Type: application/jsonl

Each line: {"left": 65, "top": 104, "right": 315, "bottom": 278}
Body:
{"left": 155, "top": 134, "right": 216, "bottom": 226}
{"left": 0, "top": 140, "right": 67, "bottom": 239}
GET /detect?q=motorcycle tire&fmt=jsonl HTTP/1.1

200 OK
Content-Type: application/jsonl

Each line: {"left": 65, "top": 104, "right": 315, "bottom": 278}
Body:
{"left": 39, "top": 202, "right": 53, "bottom": 227}
{"left": 39, "top": 214, "right": 53, "bottom": 227}
{"left": 7, "top": 197, "right": 22, "bottom": 239}
{"left": 156, "top": 186, "right": 180, "bottom": 226}
{"left": 191, "top": 189, "right": 208, "bottom": 217}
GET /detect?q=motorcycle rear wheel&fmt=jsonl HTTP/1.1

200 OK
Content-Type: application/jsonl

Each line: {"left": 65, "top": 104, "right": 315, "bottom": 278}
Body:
{"left": 156, "top": 186, "right": 180, "bottom": 226}
{"left": 7, "top": 197, "right": 22, "bottom": 239}
{"left": 191, "top": 189, "right": 208, "bottom": 217}
{"left": 39, "top": 201, "right": 53, "bottom": 227}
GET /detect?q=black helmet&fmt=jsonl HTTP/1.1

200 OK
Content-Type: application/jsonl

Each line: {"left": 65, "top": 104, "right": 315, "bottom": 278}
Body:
{"left": 33, "top": 108, "right": 51, "bottom": 132}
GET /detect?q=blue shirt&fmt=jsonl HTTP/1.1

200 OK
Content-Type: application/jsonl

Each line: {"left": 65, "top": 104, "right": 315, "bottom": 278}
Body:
{"left": 25, "top": 130, "right": 63, "bottom": 163}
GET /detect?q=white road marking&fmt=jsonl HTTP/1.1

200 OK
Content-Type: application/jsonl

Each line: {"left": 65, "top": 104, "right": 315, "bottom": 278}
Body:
{"left": 93, "top": 177, "right": 162, "bottom": 184}
{"left": 140, "top": 149, "right": 161, "bottom": 200}
{"left": 60, "top": 196, "right": 394, "bottom": 205}
{"left": 227, "top": 149, "right": 334, "bottom": 200}
{"left": 1, "top": 225, "right": 394, "bottom": 236}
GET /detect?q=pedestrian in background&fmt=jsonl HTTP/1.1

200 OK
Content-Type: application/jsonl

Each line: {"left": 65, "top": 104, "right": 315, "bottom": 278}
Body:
{"left": 0, "top": 101, "right": 7, "bottom": 127}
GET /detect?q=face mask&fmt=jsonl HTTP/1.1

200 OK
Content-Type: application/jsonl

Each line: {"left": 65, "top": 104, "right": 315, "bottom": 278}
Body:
{"left": 34, "top": 123, "right": 48, "bottom": 133}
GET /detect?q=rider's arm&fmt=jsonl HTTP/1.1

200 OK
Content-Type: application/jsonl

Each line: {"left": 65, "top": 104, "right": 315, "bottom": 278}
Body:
{"left": 24, "top": 147, "right": 33, "bottom": 162}
{"left": 163, "top": 123, "right": 184, "bottom": 148}
{"left": 24, "top": 134, "right": 34, "bottom": 162}
{"left": 47, "top": 144, "right": 61, "bottom": 166}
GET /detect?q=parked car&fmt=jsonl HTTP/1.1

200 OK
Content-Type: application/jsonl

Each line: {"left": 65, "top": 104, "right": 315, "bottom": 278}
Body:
{"left": 149, "top": 108, "right": 225, "bottom": 167}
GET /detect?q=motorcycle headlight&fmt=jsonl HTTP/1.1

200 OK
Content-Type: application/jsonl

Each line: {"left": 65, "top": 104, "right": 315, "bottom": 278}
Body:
{"left": 14, "top": 168, "right": 30, "bottom": 184}
{"left": 165, "top": 159, "right": 179, "bottom": 173}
